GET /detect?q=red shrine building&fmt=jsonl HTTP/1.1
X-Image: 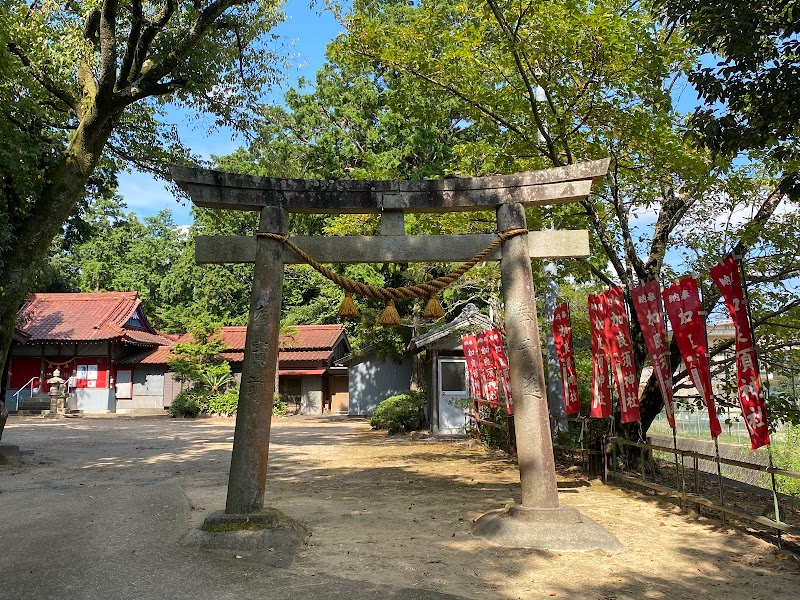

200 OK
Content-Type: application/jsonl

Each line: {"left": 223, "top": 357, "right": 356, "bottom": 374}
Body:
{"left": 4, "top": 292, "right": 350, "bottom": 415}
{"left": 5, "top": 292, "right": 174, "bottom": 412}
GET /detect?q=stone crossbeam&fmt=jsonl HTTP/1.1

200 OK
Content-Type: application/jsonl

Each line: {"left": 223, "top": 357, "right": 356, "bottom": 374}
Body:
{"left": 172, "top": 158, "right": 617, "bottom": 553}
{"left": 195, "top": 230, "right": 590, "bottom": 264}
{"left": 169, "top": 159, "right": 608, "bottom": 214}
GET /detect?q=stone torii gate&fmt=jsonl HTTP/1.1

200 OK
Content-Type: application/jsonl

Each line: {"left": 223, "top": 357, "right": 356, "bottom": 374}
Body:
{"left": 171, "top": 159, "right": 621, "bottom": 552}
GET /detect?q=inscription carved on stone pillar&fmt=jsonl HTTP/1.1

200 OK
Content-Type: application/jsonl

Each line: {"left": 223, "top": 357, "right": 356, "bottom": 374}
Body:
{"left": 498, "top": 203, "right": 559, "bottom": 509}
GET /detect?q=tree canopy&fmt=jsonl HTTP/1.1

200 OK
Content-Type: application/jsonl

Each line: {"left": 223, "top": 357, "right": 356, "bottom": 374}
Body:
{"left": 0, "top": 0, "right": 285, "bottom": 378}
{"left": 657, "top": 0, "right": 800, "bottom": 198}
{"left": 10, "top": 0, "right": 799, "bottom": 433}
{"left": 333, "top": 0, "right": 800, "bottom": 429}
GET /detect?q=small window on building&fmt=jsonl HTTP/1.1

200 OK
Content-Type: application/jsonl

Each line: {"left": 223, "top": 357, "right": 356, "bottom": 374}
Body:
{"left": 440, "top": 360, "right": 467, "bottom": 393}
{"left": 126, "top": 314, "right": 143, "bottom": 328}
{"left": 279, "top": 377, "right": 302, "bottom": 397}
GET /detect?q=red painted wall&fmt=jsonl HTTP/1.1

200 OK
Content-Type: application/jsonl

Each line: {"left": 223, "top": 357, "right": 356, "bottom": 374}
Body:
{"left": 8, "top": 358, "right": 41, "bottom": 389}
{"left": 71, "top": 357, "right": 108, "bottom": 389}
{"left": 8, "top": 356, "right": 109, "bottom": 390}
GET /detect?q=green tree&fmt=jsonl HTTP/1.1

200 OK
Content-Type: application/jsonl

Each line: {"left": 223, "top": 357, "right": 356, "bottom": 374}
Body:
{"left": 0, "top": 1, "right": 284, "bottom": 382}
{"left": 209, "top": 56, "right": 484, "bottom": 358}
{"left": 167, "top": 315, "right": 228, "bottom": 385}
{"left": 158, "top": 206, "right": 255, "bottom": 332}
{"left": 339, "top": 0, "right": 800, "bottom": 434}
{"left": 656, "top": 0, "right": 800, "bottom": 198}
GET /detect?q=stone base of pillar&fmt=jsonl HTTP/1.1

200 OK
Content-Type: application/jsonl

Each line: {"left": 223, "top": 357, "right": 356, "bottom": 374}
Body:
{"left": 0, "top": 443, "right": 21, "bottom": 458}
{"left": 471, "top": 504, "right": 622, "bottom": 553}
{"left": 180, "top": 508, "right": 310, "bottom": 565}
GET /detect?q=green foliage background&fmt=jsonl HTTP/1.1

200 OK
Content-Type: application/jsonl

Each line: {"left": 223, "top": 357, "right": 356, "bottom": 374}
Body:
{"left": 27, "top": 0, "right": 800, "bottom": 436}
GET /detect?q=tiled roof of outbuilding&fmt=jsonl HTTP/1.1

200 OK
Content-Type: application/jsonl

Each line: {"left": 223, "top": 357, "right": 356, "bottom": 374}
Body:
{"left": 176, "top": 324, "right": 345, "bottom": 352}
{"left": 118, "top": 345, "right": 174, "bottom": 365}
{"left": 126, "top": 324, "right": 348, "bottom": 366}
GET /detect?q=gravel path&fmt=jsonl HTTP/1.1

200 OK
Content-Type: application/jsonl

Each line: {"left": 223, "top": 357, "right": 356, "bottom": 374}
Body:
{"left": 1, "top": 414, "right": 799, "bottom": 599}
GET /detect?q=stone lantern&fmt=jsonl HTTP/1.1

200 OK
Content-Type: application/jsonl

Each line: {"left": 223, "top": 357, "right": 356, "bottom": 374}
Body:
{"left": 47, "top": 369, "right": 67, "bottom": 415}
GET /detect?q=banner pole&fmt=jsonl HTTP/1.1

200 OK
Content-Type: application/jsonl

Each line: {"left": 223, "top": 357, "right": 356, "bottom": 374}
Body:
{"left": 735, "top": 256, "right": 783, "bottom": 546}
{"left": 658, "top": 277, "right": 681, "bottom": 497}
{"left": 626, "top": 286, "right": 647, "bottom": 478}
{"left": 673, "top": 426, "right": 681, "bottom": 495}
{"left": 764, "top": 367, "right": 783, "bottom": 548}
{"left": 712, "top": 436, "right": 726, "bottom": 523}
{"left": 697, "top": 276, "right": 726, "bottom": 523}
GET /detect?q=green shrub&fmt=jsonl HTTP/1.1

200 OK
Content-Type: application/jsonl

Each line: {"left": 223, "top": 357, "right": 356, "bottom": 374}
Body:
{"left": 168, "top": 389, "right": 205, "bottom": 417}
{"left": 471, "top": 401, "right": 511, "bottom": 450}
{"left": 198, "top": 363, "right": 234, "bottom": 394}
{"left": 202, "top": 385, "right": 240, "bottom": 416}
{"left": 370, "top": 390, "right": 425, "bottom": 434}
{"left": 272, "top": 394, "right": 288, "bottom": 417}
{"left": 772, "top": 425, "right": 800, "bottom": 497}
{"left": 169, "top": 387, "right": 291, "bottom": 419}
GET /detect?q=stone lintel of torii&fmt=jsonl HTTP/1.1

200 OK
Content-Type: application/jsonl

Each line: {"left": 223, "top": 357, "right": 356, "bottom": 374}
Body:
{"left": 170, "top": 159, "right": 622, "bottom": 553}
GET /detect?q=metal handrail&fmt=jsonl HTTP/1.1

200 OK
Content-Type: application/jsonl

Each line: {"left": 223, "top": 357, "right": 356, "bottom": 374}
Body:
{"left": 12, "top": 377, "right": 40, "bottom": 410}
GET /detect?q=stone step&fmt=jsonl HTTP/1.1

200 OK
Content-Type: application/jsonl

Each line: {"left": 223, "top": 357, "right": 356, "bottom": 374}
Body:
{"left": 17, "top": 402, "right": 51, "bottom": 412}
{"left": 17, "top": 409, "right": 83, "bottom": 417}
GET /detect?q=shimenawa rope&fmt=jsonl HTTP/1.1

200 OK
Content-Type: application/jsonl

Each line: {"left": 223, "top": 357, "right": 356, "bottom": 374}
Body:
{"left": 257, "top": 228, "right": 528, "bottom": 325}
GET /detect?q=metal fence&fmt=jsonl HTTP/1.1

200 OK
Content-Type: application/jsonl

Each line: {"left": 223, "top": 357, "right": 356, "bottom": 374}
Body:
{"left": 607, "top": 436, "right": 800, "bottom": 547}
{"left": 649, "top": 410, "right": 791, "bottom": 444}
{"left": 547, "top": 416, "right": 800, "bottom": 548}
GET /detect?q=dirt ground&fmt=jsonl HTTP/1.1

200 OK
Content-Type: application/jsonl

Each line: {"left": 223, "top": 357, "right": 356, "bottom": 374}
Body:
{"left": 2, "top": 414, "right": 800, "bottom": 599}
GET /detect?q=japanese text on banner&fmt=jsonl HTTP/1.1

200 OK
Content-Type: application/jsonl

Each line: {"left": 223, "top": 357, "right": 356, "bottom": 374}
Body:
{"left": 485, "top": 327, "right": 514, "bottom": 415}
{"left": 552, "top": 302, "right": 580, "bottom": 415}
{"left": 588, "top": 292, "right": 613, "bottom": 418}
{"left": 662, "top": 277, "right": 722, "bottom": 438}
{"left": 709, "top": 258, "right": 770, "bottom": 449}
{"left": 475, "top": 330, "right": 500, "bottom": 408}
{"left": 461, "top": 334, "right": 484, "bottom": 401}
{"left": 604, "top": 286, "right": 641, "bottom": 423}
{"left": 631, "top": 280, "right": 675, "bottom": 429}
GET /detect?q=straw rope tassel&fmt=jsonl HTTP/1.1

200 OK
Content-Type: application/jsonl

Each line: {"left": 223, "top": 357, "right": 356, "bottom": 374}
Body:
{"left": 378, "top": 300, "right": 401, "bottom": 326}
{"left": 338, "top": 292, "right": 359, "bottom": 319}
{"left": 423, "top": 295, "right": 446, "bottom": 319}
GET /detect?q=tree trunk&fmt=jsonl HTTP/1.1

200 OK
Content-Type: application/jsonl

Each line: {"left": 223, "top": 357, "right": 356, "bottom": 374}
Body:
{"left": 0, "top": 399, "right": 8, "bottom": 440}
{"left": 0, "top": 107, "right": 122, "bottom": 382}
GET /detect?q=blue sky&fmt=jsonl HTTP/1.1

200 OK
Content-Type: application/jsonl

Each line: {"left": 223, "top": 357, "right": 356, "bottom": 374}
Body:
{"left": 118, "top": 1, "right": 343, "bottom": 225}
{"left": 120, "top": 5, "right": 706, "bottom": 228}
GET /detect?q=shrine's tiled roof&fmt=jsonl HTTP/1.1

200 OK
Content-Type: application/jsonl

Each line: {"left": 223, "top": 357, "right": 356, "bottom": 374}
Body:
{"left": 175, "top": 325, "right": 345, "bottom": 352}
{"left": 278, "top": 350, "right": 333, "bottom": 363}
{"left": 16, "top": 292, "right": 169, "bottom": 345}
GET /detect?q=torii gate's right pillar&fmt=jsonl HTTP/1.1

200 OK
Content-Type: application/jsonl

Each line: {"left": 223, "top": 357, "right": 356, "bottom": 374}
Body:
{"left": 498, "top": 203, "right": 559, "bottom": 508}
{"left": 471, "top": 202, "right": 623, "bottom": 552}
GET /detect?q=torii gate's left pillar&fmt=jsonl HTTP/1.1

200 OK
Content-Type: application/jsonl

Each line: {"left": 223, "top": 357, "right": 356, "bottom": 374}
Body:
{"left": 226, "top": 207, "right": 287, "bottom": 514}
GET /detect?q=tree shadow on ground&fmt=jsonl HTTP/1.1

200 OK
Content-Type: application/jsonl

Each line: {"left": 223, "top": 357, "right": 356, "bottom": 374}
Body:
{"left": 4, "top": 416, "right": 799, "bottom": 600}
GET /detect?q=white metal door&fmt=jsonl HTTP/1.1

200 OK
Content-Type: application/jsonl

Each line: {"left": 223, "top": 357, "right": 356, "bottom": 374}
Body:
{"left": 437, "top": 358, "right": 469, "bottom": 435}
{"left": 115, "top": 369, "right": 133, "bottom": 399}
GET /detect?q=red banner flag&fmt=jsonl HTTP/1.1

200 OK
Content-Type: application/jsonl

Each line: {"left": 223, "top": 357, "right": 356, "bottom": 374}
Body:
{"left": 631, "top": 280, "right": 676, "bottom": 429}
{"left": 552, "top": 302, "right": 580, "bottom": 415}
{"left": 662, "top": 277, "right": 722, "bottom": 438}
{"left": 484, "top": 327, "right": 514, "bottom": 415}
{"left": 709, "top": 258, "right": 770, "bottom": 449}
{"left": 475, "top": 330, "right": 500, "bottom": 408}
{"left": 461, "top": 334, "right": 484, "bottom": 400}
{"left": 588, "top": 293, "right": 613, "bottom": 418}
{"left": 604, "top": 286, "right": 641, "bottom": 423}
